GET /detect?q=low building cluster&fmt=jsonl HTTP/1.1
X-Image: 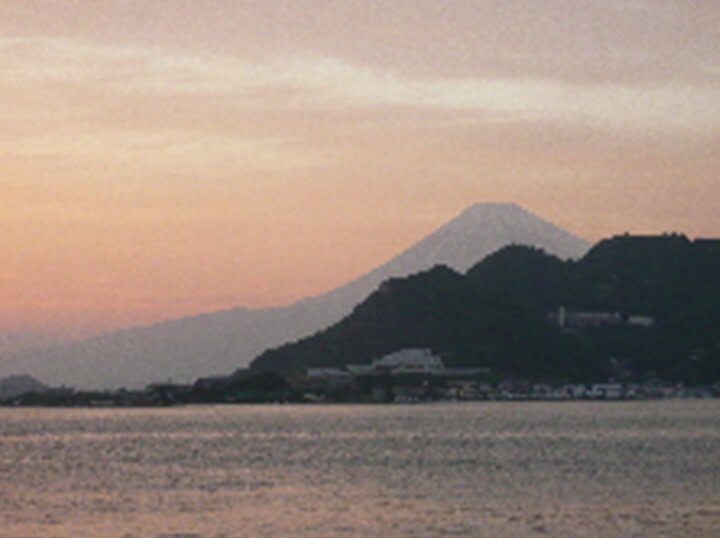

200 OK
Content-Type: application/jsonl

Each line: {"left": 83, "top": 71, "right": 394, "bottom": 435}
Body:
{"left": 2, "top": 347, "right": 717, "bottom": 406}
{"left": 299, "top": 348, "right": 718, "bottom": 403}
{"left": 301, "top": 377, "right": 718, "bottom": 404}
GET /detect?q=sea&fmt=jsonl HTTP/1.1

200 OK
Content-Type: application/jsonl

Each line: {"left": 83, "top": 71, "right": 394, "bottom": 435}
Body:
{"left": 1, "top": 400, "right": 719, "bottom": 537}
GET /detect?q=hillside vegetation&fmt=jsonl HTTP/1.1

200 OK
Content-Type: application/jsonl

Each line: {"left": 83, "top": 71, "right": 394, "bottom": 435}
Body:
{"left": 249, "top": 235, "right": 720, "bottom": 383}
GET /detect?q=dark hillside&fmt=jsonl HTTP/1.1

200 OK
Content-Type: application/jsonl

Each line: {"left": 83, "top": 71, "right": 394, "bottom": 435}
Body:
{"left": 250, "top": 266, "right": 478, "bottom": 373}
{"left": 250, "top": 261, "right": 601, "bottom": 380}
{"left": 576, "top": 234, "right": 697, "bottom": 315}
{"left": 247, "top": 235, "right": 720, "bottom": 384}
{"left": 466, "top": 245, "right": 577, "bottom": 313}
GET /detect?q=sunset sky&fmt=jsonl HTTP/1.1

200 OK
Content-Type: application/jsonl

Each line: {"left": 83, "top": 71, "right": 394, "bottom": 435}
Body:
{"left": 2, "top": 1, "right": 719, "bottom": 343}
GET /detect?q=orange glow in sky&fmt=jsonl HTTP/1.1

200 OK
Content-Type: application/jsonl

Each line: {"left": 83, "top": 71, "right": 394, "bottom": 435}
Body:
{"left": 2, "top": 1, "right": 719, "bottom": 339}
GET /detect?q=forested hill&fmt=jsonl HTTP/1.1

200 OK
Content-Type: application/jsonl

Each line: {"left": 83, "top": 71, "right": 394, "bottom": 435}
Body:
{"left": 248, "top": 235, "right": 720, "bottom": 383}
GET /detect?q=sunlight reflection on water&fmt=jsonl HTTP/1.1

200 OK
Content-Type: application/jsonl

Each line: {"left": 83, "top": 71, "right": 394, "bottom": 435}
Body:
{"left": 1, "top": 401, "right": 719, "bottom": 537}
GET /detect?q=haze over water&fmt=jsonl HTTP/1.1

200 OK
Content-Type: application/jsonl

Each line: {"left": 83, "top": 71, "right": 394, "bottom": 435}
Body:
{"left": 1, "top": 400, "right": 718, "bottom": 537}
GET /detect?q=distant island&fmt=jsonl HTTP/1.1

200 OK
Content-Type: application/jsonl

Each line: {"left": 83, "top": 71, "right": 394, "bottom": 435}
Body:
{"left": 4, "top": 233, "right": 719, "bottom": 406}
{"left": 0, "top": 374, "right": 48, "bottom": 400}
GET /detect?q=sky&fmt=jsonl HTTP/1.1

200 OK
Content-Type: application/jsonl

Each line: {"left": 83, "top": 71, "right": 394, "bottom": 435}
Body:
{"left": 2, "top": 0, "right": 719, "bottom": 345}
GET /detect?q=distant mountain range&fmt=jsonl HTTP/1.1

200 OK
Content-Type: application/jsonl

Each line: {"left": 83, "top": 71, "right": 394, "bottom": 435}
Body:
{"left": 250, "top": 235, "right": 720, "bottom": 383}
{"left": 0, "top": 374, "right": 48, "bottom": 400}
{"left": 0, "top": 203, "right": 590, "bottom": 389}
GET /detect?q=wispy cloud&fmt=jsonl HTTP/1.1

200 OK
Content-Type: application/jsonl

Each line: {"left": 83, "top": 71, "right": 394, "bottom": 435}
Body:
{"left": 2, "top": 37, "right": 718, "bottom": 137}
{"left": 0, "top": 129, "right": 325, "bottom": 172}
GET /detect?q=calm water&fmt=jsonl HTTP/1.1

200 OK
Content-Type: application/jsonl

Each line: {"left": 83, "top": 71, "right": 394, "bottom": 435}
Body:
{"left": 1, "top": 401, "right": 719, "bottom": 537}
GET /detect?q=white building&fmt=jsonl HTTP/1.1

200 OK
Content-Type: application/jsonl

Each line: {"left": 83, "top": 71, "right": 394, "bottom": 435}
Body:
{"left": 375, "top": 348, "right": 444, "bottom": 373}
{"left": 347, "top": 348, "right": 444, "bottom": 375}
{"left": 339, "top": 348, "right": 490, "bottom": 378}
{"left": 306, "top": 368, "right": 352, "bottom": 379}
{"left": 627, "top": 315, "right": 655, "bottom": 327}
{"left": 588, "top": 383, "right": 623, "bottom": 399}
{"left": 549, "top": 307, "right": 655, "bottom": 329}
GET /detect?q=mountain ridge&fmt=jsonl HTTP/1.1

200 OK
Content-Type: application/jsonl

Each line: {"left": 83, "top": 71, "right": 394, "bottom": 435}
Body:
{"left": 0, "top": 203, "right": 590, "bottom": 389}
{"left": 249, "top": 235, "right": 720, "bottom": 383}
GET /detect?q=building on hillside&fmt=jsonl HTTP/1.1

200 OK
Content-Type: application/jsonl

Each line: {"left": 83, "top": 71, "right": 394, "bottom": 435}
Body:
{"left": 627, "top": 315, "right": 655, "bottom": 327}
{"left": 548, "top": 307, "right": 654, "bottom": 329}
{"left": 310, "top": 348, "right": 490, "bottom": 380}
{"left": 375, "top": 348, "right": 445, "bottom": 374}
{"left": 307, "top": 368, "right": 352, "bottom": 379}
{"left": 348, "top": 348, "right": 445, "bottom": 375}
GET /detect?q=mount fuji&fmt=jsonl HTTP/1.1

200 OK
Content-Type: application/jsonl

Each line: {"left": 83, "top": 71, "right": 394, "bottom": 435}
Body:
{"left": 0, "top": 203, "right": 590, "bottom": 389}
